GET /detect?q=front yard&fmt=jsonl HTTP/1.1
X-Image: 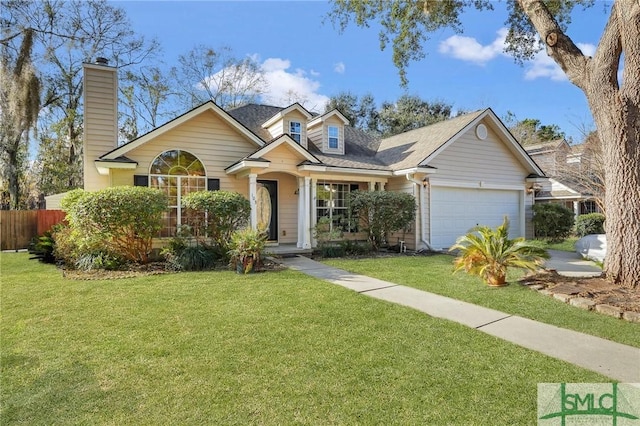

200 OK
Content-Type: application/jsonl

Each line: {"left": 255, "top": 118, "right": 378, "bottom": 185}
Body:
{"left": 323, "top": 254, "right": 639, "bottom": 348}
{"left": 1, "top": 253, "right": 612, "bottom": 425}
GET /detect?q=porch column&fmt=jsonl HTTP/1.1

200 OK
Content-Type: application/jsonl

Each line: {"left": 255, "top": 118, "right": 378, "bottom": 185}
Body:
{"left": 311, "top": 178, "right": 317, "bottom": 247}
{"left": 303, "top": 176, "right": 312, "bottom": 249}
{"left": 573, "top": 201, "right": 580, "bottom": 219}
{"left": 369, "top": 180, "right": 376, "bottom": 191}
{"left": 297, "top": 177, "right": 304, "bottom": 248}
{"left": 249, "top": 173, "right": 257, "bottom": 229}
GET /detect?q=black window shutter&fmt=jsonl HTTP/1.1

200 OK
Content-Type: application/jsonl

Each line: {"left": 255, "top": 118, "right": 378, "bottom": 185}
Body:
{"left": 134, "top": 175, "right": 149, "bottom": 186}
{"left": 207, "top": 178, "right": 220, "bottom": 191}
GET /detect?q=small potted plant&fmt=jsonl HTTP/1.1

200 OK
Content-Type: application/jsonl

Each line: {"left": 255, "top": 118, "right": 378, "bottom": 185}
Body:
{"left": 228, "top": 227, "right": 268, "bottom": 274}
{"left": 449, "top": 217, "right": 549, "bottom": 286}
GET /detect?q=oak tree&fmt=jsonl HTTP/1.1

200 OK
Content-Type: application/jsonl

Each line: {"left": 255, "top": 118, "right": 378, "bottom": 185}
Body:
{"left": 330, "top": 0, "right": 640, "bottom": 288}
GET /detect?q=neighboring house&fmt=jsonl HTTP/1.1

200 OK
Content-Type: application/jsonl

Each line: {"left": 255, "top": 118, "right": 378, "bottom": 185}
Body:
{"left": 48, "top": 59, "right": 546, "bottom": 251}
{"left": 524, "top": 140, "right": 602, "bottom": 217}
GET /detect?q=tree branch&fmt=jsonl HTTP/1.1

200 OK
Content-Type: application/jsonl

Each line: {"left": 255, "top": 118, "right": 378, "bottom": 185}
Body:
{"left": 589, "top": 1, "right": 622, "bottom": 91}
{"left": 517, "top": 0, "right": 589, "bottom": 89}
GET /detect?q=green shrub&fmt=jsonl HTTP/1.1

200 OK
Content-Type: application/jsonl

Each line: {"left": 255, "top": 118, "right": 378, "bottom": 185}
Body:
{"left": 75, "top": 252, "right": 125, "bottom": 271}
{"left": 182, "top": 190, "right": 251, "bottom": 256}
{"left": 532, "top": 203, "right": 575, "bottom": 241}
{"left": 340, "top": 240, "right": 373, "bottom": 256}
{"left": 349, "top": 191, "right": 416, "bottom": 250}
{"left": 28, "top": 226, "right": 60, "bottom": 263}
{"left": 575, "top": 213, "right": 605, "bottom": 237}
{"left": 168, "top": 246, "right": 217, "bottom": 271}
{"left": 61, "top": 186, "right": 168, "bottom": 264}
{"left": 228, "top": 227, "right": 268, "bottom": 274}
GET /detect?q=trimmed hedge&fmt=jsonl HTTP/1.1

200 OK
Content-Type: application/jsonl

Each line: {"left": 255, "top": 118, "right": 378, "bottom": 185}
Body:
{"left": 532, "top": 203, "right": 575, "bottom": 241}
{"left": 575, "top": 213, "right": 605, "bottom": 237}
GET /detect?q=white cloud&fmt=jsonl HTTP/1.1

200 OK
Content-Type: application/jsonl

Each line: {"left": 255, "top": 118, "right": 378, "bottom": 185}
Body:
{"left": 524, "top": 42, "right": 597, "bottom": 81}
{"left": 440, "top": 28, "right": 601, "bottom": 83}
{"left": 258, "top": 57, "right": 329, "bottom": 112}
{"left": 333, "top": 62, "right": 346, "bottom": 74}
{"left": 438, "top": 28, "right": 508, "bottom": 65}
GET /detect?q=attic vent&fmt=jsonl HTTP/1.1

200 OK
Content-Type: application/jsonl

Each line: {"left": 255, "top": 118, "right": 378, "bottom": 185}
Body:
{"left": 476, "top": 124, "right": 488, "bottom": 140}
{"left": 95, "top": 57, "right": 109, "bottom": 65}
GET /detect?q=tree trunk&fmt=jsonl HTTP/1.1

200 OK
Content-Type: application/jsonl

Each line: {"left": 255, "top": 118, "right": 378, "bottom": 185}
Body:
{"left": 520, "top": 0, "right": 640, "bottom": 289}
{"left": 589, "top": 95, "right": 640, "bottom": 289}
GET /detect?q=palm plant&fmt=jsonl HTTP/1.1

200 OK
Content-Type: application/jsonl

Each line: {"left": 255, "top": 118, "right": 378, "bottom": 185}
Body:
{"left": 449, "top": 217, "right": 549, "bottom": 286}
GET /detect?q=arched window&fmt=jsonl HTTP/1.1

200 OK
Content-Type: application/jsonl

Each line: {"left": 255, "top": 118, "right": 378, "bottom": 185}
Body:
{"left": 150, "top": 150, "right": 206, "bottom": 237}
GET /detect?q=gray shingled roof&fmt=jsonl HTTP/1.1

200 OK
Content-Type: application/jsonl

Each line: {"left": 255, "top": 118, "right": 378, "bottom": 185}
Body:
{"left": 228, "top": 104, "right": 491, "bottom": 172}
{"left": 375, "top": 110, "right": 485, "bottom": 170}
{"left": 228, "top": 104, "right": 388, "bottom": 170}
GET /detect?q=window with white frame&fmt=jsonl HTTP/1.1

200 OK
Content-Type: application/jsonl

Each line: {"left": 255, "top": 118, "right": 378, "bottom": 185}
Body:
{"left": 316, "top": 182, "right": 359, "bottom": 232}
{"left": 150, "top": 150, "right": 206, "bottom": 237}
{"left": 290, "top": 121, "right": 302, "bottom": 143}
{"left": 328, "top": 125, "right": 339, "bottom": 149}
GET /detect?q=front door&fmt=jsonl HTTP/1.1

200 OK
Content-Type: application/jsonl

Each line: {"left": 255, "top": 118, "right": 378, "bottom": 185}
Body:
{"left": 257, "top": 180, "right": 278, "bottom": 241}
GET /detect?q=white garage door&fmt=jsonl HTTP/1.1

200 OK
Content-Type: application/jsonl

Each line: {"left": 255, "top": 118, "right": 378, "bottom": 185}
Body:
{"left": 430, "top": 187, "right": 522, "bottom": 250}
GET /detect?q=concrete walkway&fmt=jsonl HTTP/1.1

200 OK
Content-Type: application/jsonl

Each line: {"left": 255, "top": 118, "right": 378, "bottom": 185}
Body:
{"left": 278, "top": 255, "right": 640, "bottom": 383}
{"left": 544, "top": 249, "right": 603, "bottom": 278}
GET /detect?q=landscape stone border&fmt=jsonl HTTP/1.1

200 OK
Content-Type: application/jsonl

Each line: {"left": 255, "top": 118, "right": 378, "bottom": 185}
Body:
{"left": 521, "top": 271, "right": 640, "bottom": 324}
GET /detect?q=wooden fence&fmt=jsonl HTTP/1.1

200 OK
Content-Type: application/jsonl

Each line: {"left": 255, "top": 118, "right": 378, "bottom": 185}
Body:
{"left": 0, "top": 210, "right": 66, "bottom": 251}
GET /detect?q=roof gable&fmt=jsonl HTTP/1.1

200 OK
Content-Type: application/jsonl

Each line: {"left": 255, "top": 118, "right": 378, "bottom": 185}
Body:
{"left": 248, "top": 134, "right": 320, "bottom": 164}
{"left": 308, "top": 109, "right": 350, "bottom": 127}
{"left": 101, "top": 101, "right": 264, "bottom": 160}
{"left": 261, "top": 103, "right": 312, "bottom": 128}
{"left": 375, "top": 108, "right": 544, "bottom": 176}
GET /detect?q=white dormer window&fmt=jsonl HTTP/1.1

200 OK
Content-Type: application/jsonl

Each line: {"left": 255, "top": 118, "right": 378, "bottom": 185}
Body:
{"left": 290, "top": 121, "right": 302, "bottom": 144}
{"left": 328, "top": 126, "right": 339, "bottom": 149}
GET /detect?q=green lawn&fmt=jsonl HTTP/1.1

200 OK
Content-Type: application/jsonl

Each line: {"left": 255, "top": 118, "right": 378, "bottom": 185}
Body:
{"left": 534, "top": 237, "right": 579, "bottom": 252}
{"left": 323, "top": 255, "right": 639, "bottom": 348}
{"left": 1, "top": 253, "right": 609, "bottom": 425}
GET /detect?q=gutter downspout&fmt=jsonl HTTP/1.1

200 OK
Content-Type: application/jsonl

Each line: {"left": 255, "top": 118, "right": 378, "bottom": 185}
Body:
{"left": 406, "top": 174, "right": 434, "bottom": 251}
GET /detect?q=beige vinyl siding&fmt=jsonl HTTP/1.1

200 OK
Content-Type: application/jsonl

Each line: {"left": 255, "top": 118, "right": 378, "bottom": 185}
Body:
{"left": 110, "top": 169, "right": 135, "bottom": 187}
{"left": 262, "top": 143, "right": 307, "bottom": 173}
{"left": 428, "top": 123, "right": 528, "bottom": 184}
{"left": 307, "top": 123, "right": 323, "bottom": 153}
{"left": 307, "top": 116, "right": 345, "bottom": 155}
{"left": 259, "top": 172, "right": 298, "bottom": 244}
{"left": 284, "top": 110, "right": 309, "bottom": 149}
{"left": 386, "top": 177, "right": 419, "bottom": 250}
{"left": 83, "top": 64, "right": 118, "bottom": 191}
{"left": 265, "top": 121, "right": 283, "bottom": 140}
{"left": 125, "top": 109, "right": 257, "bottom": 196}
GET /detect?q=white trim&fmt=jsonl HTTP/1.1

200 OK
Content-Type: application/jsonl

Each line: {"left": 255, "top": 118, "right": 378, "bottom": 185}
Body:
{"left": 249, "top": 135, "right": 319, "bottom": 163}
{"left": 392, "top": 167, "right": 437, "bottom": 176}
{"left": 225, "top": 160, "right": 270, "bottom": 175}
{"left": 95, "top": 161, "right": 137, "bottom": 175}
{"left": 307, "top": 109, "right": 350, "bottom": 127}
{"left": 419, "top": 109, "right": 544, "bottom": 176}
{"left": 103, "top": 101, "right": 264, "bottom": 160}
{"left": 261, "top": 103, "right": 312, "bottom": 128}
{"left": 429, "top": 178, "right": 526, "bottom": 191}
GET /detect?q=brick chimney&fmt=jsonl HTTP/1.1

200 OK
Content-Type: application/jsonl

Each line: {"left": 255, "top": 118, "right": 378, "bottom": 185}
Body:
{"left": 83, "top": 57, "right": 118, "bottom": 191}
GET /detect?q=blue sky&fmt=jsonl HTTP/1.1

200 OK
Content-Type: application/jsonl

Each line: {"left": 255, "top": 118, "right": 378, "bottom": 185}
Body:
{"left": 114, "top": 0, "right": 612, "bottom": 143}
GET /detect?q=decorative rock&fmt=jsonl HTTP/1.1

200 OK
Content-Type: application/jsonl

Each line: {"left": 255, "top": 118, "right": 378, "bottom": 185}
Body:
{"left": 529, "top": 284, "right": 545, "bottom": 291}
{"left": 570, "top": 297, "right": 596, "bottom": 311}
{"left": 595, "top": 304, "right": 623, "bottom": 319}
{"left": 622, "top": 311, "right": 640, "bottom": 323}
{"left": 538, "top": 289, "right": 553, "bottom": 296}
{"left": 553, "top": 293, "right": 573, "bottom": 303}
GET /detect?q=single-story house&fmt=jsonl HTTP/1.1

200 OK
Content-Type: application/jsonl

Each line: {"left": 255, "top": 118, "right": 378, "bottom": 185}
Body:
{"left": 49, "top": 59, "right": 546, "bottom": 251}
